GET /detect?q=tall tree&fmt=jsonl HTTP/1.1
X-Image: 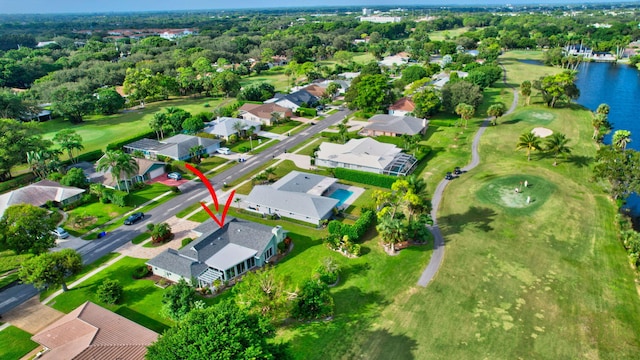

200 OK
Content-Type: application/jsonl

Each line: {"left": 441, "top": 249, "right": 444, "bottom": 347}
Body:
{"left": 0, "top": 119, "right": 52, "bottom": 180}
{"left": 147, "top": 300, "right": 289, "bottom": 360}
{"left": 94, "top": 87, "right": 125, "bottom": 115}
{"left": 344, "top": 74, "right": 393, "bottom": 113}
{"left": 51, "top": 87, "right": 94, "bottom": 124}
{"left": 533, "top": 70, "right": 579, "bottom": 108}
{"left": 150, "top": 112, "right": 167, "bottom": 140}
{"left": 0, "top": 204, "right": 56, "bottom": 254}
{"left": 292, "top": 279, "right": 334, "bottom": 320}
{"left": 516, "top": 131, "right": 542, "bottom": 161}
{"left": 613, "top": 130, "right": 632, "bottom": 151}
{"left": 0, "top": 88, "right": 37, "bottom": 119}
{"left": 18, "top": 249, "right": 82, "bottom": 291}
{"left": 591, "top": 112, "right": 612, "bottom": 142}
{"left": 376, "top": 215, "right": 406, "bottom": 253}
{"left": 441, "top": 80, "right": 483, "bottom": 112}
{"left": 520, "top": 80, "right": 532, "bottom": 106}
{"left": 189, "top": 145, "right": 204, "bottom": 163}
{"left": 593, "top": 146, "right": 640, "bottom": 200}
{"left": 544, "top": 132, "right": 572, "bottom": 166}
{"left": 96, "top": 150, "right": 138, "bottom": 192}
{"left": 162, "top": 278, "right": 197, "bottom": 321}
{"left": 455, "top": 103, "right": 475, "bottom": 128}
{"left": 412, "top": 88, "right": 441, "bottom": 118}
{"left": 53, "top": 129, "right": 84, "bottom": 164}
{"left": 487, "top": 103, "right": 507, "bottom": 126}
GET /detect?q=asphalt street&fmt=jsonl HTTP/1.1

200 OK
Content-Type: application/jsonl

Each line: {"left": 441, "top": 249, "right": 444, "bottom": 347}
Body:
{"left": 0, "top": 109, "right": 351, "bottom": 315}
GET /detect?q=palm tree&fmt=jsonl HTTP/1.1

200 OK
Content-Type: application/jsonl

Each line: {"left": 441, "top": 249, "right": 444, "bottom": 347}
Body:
{"left": 376, "top": 215, "right": 406, "bottom": 253}
{"left": 337, "top": 118, "right": 349, "bottom": 144}
{"left": 613, "top": 130, "right": 632, "bottom": 151}
{"left": 189, "top": 145, "right": 205, "bottom": 163}
{"left": 150, "top": 112, "right": 167, "bottom": 140}
{"left": 596, "top": 103, "right": 610, "bottom": 115}
{"left": 591, "top": 113, "right": 611, "bottom": 142}
{"left": 405, "top": 174, "right": 429, "bottom": 218}
{"left": 516, "top": 131, "right": 541, "bottom": 161}
{"left": 96, "top": 150, "right": 139, "bottom": 192}
{"left": 263, "top": 167, "right": 276, "bottom": 182}
{"left": 233, "top": 120, "right": 247, "bottom": 139}
{"left": 544, "top": 132, "right": 572, "bottom": 166}
{"left": 271, "top": 112, "right": 282, "bottom": 126}
{"left": 487, "top": 103, "right": 506, "bottom": 126}
{"left": 455, "top": 103, "right": 475, "bottom": 128}
{"left": 247, "top": 126, "right": 256, "bottom": 151}
{"left": 53, "top": 129, "right": 84, "bottom": 164}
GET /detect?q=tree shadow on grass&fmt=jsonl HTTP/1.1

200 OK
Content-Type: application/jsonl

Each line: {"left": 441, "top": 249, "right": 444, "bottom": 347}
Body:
{"left": 276, "top": 234, "right": 322, "bottom": 266}
{"left": 499, "top": 117, "right": 524, "bottom": 125}
{"left": 346, "top": 328, "right": 418, "bottom": 360}
{"left": 566, "top": 154, "right": 593, "bottom": 168}
{"left": 116, "top": 306, "right": 170, "bottom": 334}
{"left": 334, "top": 262, "right": 372, "bottom": 287}
{"left": 438, "top": 206, "right": 497, "bottom": 237}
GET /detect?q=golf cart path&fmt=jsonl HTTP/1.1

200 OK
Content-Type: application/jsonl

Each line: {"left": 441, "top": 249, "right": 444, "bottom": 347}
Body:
{"left": 417, "top": 83, "right": 519, "bottom": 287}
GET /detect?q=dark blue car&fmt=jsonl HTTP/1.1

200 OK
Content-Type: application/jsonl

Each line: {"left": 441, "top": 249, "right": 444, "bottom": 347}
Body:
{"left": 124, "top": 212, "right": 145, "bottom": 225}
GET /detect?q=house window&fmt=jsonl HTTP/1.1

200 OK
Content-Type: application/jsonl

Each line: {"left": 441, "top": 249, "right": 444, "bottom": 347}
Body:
{"left": 265, "top": 247, "right": 274, "bottom": 259}
{"left": 236, "top": 262, "right": 246, "bottom": 275}
{"left": 247, "top": 257, "right": 255, "bottom": 268}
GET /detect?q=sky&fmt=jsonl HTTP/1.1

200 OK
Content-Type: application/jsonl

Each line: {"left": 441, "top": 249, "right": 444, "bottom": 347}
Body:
{"left": 0, "top": 0, "right": 628, "bottom": 14}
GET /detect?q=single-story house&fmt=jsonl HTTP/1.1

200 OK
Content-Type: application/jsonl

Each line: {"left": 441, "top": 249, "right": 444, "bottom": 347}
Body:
{"left": 388, "top": 97, "right": 416, "bottom": 116}
{"left": 31, "top": 301, "right": 158, "bottom": 360}
{"left": 238, "top": 103, "right": 293, "bottom": 126}
{"left": 123, "top": 134, "right": 221, "bottom": 161}
{"left": 314, "top": 79, "right": 351, "bottom": 94}
{"left": 147, "top": 218, "right": 287, "bottom": 287}
{"left": 300, "top": 84, "right": 326, "bottom": 98}
{"left": 0, "top": 180, "right": 85, "bottom": 217}
{"left": 82, "top": 157, "right": 166, "bottom": 190}
{"left": 379, "top": 52, "right": 410, "bottom": 67}
{"left": 264, "top": 89, "right": 319, "bottom": 111}
{"left": 315, "top": 138, "right": 417, "bottom": 176}
{"left": 431, "top": 71, "right": 469, "bottom": 89}
{"left": 21, "top": 109, "right": 52, "bottom": 122}
{"left": 204, "top": 117, "right": 262, "bottom": 140}
{"left": 361, "top": 114, "right": 428, "bottom": 137}
{"left": 243, "top": 171, "right": 340, "bottom": 225}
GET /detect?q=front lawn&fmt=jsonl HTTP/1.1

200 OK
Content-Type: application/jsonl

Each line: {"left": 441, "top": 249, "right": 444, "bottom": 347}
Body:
{"left": 127, "top": 183, "right": 174, "bottom": 207}
{"left": 262, "top": 120, "right": 302, "bottom": 134}
{"left": 0, "top": 250, "right": 33, "bottom": 290}
{"left": 50, "top": 256, "right": 173, "bottom": 333}
{"left": 0, "top": 326, "right": 38, "bottom": 360}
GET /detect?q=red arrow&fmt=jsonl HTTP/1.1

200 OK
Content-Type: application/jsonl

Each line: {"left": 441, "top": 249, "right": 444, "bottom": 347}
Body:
{"left": 185, "top": 163, "right": 235, "bottom": 228}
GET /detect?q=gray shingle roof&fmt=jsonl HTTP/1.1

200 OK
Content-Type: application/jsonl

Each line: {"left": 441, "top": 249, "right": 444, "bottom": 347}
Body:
{"left": 0, "top": 180, "right": 85, "bottom": 217}
{"left": 125, "top": 135, "right": 220, "bottom": 160}
{"left": 147, "top": 218, "right": 277, "bottom": 277}
{"left": 245, "top": 186, "right": 338, "bottom": 220}
{"left": 271, "top": 171, "right": 337, "bottom": 195}
{"left": 364, "top": 114, "right": 427, "bottom": 136}
{"left": 272, "top": 89, "right": 318, "bottom": 107}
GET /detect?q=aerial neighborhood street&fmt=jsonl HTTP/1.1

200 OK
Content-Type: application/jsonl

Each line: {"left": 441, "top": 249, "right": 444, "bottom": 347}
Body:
{"left": 2, "top": 2, "right": 640, "bottom": 360}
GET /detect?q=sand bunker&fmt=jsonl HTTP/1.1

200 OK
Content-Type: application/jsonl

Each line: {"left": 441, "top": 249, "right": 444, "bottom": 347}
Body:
{"left": 531, "top": 127, "right": 553, "bottom": 138}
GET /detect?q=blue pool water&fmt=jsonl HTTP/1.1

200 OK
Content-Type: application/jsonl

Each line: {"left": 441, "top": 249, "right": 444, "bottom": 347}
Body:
{"left": 328, "top": 189, "right": 353, "bottom": 207}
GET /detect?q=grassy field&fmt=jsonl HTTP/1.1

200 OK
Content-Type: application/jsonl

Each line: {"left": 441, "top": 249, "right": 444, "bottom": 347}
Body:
{"left": 428, "top": 27, "right": 471, "bottom": 41}
{"left": 37, "top": 97, "right": 228, "bottom": 156}
{"left": 50, "top": 256, "right": 173, "bottom": 333}
{"left": 499, "top": 50, "right": 562, "bottom": 90}
{"left": 0, "top": 326, "right": 38, "bottom": 359}
{"left": 241, "top": 68, "right": 290, "bottom": 91}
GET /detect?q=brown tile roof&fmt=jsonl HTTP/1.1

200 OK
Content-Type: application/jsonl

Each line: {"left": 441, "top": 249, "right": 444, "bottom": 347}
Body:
{"left": 302, "top": 84, "right": 326, "bottom": 98}
{"left": 32, "top": 302, "right": 158, "bottom": 360}
{"left": 239, "top": 103, "right": 293, "bottom": 120}
{"left": 389, "top": 97, "right": 416, "bottom": 112}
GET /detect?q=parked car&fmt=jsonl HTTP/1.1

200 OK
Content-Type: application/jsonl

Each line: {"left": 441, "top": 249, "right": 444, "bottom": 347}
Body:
{"left": 124, "top": 212, "right": 145, "bottom": 225}
{"left": 51, "top": 227, "right": 70, "bottom": 239}
{"left": 445, "top": 172, "right": 454, "bottom": 180}
{"left": 217, "top": 147, "right": 231, "bottom": 155}
{"left": 453, "top": 167, "right": 462, "bottom": 175}
{"left": 167, "top": 172, "right": 182, "bottom": 180}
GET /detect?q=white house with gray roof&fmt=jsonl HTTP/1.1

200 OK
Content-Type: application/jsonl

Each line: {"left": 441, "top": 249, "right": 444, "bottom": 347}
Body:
{"left": 147, "top": 218, "right": 287, "bottom": 288}
{"left": 315, "top": 138, "right": 417, "bottom": 176}
{"left": 243, "top": 171, "right": 339, "bottom": 225}
{"left": 123, "top": 134, "right": 221, "bottom": 161}
{"left": 204, "top": 117, "right": 262, "bottom": 140}
{"left": 361, "top": 114, "right": 428, "bottom": 137}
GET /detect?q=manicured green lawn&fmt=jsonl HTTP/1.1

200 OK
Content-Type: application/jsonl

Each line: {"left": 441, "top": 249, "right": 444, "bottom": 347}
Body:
{"left": 263, "top": 120, "right": 303, "bottom": 134}
{"left": 0, "top": 326, "right": 38, "bottom": 359}
{"left": 428, "top": 27, "right": 472, "bottom": 41}
{"left": 0, "top": 250, "right": 32, "bottom": 290}
{"left": 241, "top": 68, "right": 290, "bottom": 91}
{"left": 127, "top": 183, "right": 174, "bottom": 207}
{"left": 196, "top": 156, "right": 229, "bottom": 173}
{"left": 500, "top": 50, "right": 562, "bottom": 90}
{"left": 50, "top": 256, "right": 173, "bottom": 333}
{"left": 38, "top": 97, "right": 227, "bottom": 156}
{"left": 351, "top": 53, "right": 375, "bottom": 64}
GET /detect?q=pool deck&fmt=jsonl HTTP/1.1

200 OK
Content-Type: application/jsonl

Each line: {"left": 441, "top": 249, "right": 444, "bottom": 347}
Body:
{"left": 329, "top": 184, "right": 366, "bottom": 210}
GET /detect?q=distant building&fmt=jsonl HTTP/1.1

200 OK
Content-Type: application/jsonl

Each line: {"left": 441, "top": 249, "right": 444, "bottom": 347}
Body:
{"left": 360, "top": 16, "right": 402, "bottom": 23}
{"left": 361, "top": 114, "right": 428, "bottom": 137}
{"left": 0, "top": 180, "right": 85, "bottom": 217}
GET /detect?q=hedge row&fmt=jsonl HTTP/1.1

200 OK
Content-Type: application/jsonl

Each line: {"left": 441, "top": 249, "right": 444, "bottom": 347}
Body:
{"left": 296, "top": 107, "right": 317, "bottom": 118}
{"left": 0, "top": 173, "right": 36, "bottom": 193}
{"left": 327, "top": 210, "right": 375, "bottom": 242}
{"left": 333, "top": 168, "right": 396, "bottom": 189}
{"left": 106, "top": 130, "right": 156, "bottom": 151}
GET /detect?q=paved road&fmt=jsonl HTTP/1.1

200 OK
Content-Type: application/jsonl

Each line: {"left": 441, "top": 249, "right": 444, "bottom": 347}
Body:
{"left": 417, "top": 86, "right": 519, "bottom": 287}
{"left": 0, "top": 109, "right": 351, "bottom": 315}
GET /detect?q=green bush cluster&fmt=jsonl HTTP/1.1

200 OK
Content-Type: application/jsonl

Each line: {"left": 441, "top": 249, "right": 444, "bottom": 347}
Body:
{"left": 133, "top": 265, "right": 150, "bottom": 279}
{"left": 333, "top": 168, "right": 396, "bottom": 188}
{"left": 0, "top": 173, "right": 35, "bottom": 193}
{"left": 617, "top": 214, "right": 640, "bottom": 268}
{"left": 91, "top": 184, "right": 128, "bottom": 206}
{"left": 106, "top": 130, "right": 156, "bottom": 151}
{"left": 327, "top": 210, "right": 375, "bottom": 242}
{"left": 97, "top": 279, "right": 123, "bottom": 304}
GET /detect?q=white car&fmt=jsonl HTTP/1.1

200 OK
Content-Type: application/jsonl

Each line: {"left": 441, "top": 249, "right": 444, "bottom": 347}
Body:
{"left": 52, "top": 227, "right": 70, "bottom": 239}
{"left": 217, "top": 147, "right": 231, "bottom": 155}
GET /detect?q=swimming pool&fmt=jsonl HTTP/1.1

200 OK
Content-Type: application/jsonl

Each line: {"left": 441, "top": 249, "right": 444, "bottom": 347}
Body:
{"left": 328, "top": 188, "right": 354, "bottom": 207}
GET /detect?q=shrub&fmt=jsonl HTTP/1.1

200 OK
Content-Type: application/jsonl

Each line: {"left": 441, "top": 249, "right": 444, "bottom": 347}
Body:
{"left": 296, "top": 107, "right": 317, "bottom": 118}
{"left": 333, "top": 168, "right": 396, "bottom": 188}
{"left": 292, "top": 279, "right": 334, "bottom": 320}
{"left": 171, "top": 186, "right": 181, "bottom": 194}
{"left": 0, "top": 173, "right": 35, "bottom": 193}
{"left": 133, "top": 265, "right": 150, "bottom": 279}
{"left": 327, "top": 210, "right": 375, "bottom": 242}
{"left": 97, "top": 279, "right": 123, "bottom": 304}
{"left": 109, "top": 190, "right": 128, "bottom": 207}
{"left": 277, "top": 241, "right": 287, "bottom": 254}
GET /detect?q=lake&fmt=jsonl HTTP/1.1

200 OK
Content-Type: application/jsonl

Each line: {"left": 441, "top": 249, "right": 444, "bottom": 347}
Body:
{"left": 516, "top": 59, "right": 640, "bottom": 215}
